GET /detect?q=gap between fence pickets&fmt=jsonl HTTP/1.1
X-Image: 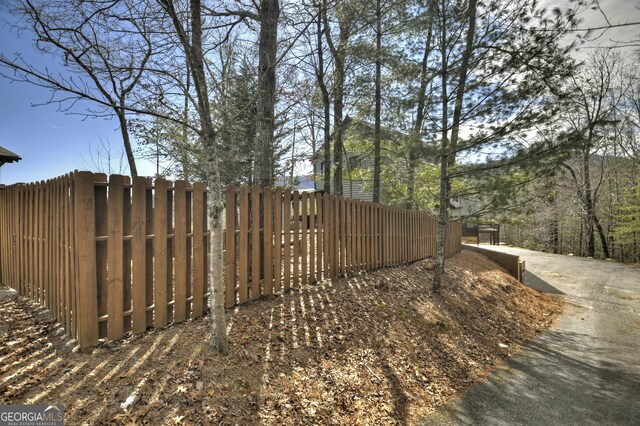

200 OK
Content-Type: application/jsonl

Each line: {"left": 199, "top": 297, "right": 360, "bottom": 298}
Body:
{"left": 0, "top": 172, "right": 463, "bottom": 351}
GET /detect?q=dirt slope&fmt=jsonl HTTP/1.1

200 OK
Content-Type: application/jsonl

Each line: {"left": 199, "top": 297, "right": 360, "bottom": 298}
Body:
{"left": 0, "top": 251, "right": 562, "bottom": 425}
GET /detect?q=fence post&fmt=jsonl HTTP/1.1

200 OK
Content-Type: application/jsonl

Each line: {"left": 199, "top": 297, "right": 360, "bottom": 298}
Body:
{"left": 74, "top": 171, "right": 98, "bottom": 351}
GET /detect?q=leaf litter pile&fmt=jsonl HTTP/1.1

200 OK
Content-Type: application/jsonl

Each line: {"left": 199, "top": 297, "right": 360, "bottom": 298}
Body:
{"left": 1, "top": 251, "right": 562, "bottom": 424}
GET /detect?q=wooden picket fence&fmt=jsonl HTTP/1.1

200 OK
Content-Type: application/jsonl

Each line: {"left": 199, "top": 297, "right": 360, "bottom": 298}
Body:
{"left": 0, "top": 171, "right": 461, "bottom": 350}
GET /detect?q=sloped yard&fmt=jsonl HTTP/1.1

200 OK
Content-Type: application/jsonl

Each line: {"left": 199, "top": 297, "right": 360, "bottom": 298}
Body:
{"left": 0, "top": 251, "right": 562, "bottom": 424}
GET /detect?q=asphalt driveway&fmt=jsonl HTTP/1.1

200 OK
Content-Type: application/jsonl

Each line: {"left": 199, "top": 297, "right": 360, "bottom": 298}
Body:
{"left": 422, "top": 246, "right": 640, "bottom": 425}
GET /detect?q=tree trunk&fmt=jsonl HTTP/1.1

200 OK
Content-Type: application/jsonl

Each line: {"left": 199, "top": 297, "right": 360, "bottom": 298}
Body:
{"left": 432, "top": 0, "right": 449, "bottom": 293}
{"left": 550, "top": 216, "right": 559, "bottom": 254}
{"left": 333, "top": 50, "right": 345, "bottom": 196}
{"left": 449, "top": 0, "right": 477, "bottom": 156}
{"left": 372, "top": 0, "right": 382, "bottom": 203}
{"left": 182, "top": 66, "right": 191, "bottom": 181}
{"left": 326, "top": 17, "right": 349, "bottom": 197}
{"left": 406, "top": 19, "right": 433, "bottom": 209}
{"left": 433, "top": 0, "right": 476, "bottom": 292}
{"left": 116, "top": 106, "right": 138, "bottom": 177}
{"left": 583, "top": 148, "right": 596, "bottom": 257}
{"left": 254, "top": 0, "right": 280, "bottom": 187}
{"left": 446, "top": 0, "right": 477, "bottom": 205}
{"left": 593, "top": 213, "right": 610, "bottom": 259}
{"left": 179, "top": 0, "right": 228, "bottom": 353}
{"left": 316, "top": 2, "right": 331, "bottom": 194}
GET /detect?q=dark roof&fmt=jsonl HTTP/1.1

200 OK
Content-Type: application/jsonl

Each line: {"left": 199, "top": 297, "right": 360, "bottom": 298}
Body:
{"left": 0, "top": 146, "right": 21, "bottom": 166}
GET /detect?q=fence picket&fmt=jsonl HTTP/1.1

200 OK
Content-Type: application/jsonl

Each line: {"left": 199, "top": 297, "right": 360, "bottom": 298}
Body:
{"left": 225, "top": 185, "right": 237, "bottom": 307}
{"left": 131, "top": 177, "right": 148, "bottom": 333}
{"left": 263, "top": 187, "right": 273, "bottom": 296}
{"left": 238, "top": 185, "right": 249, "bottom": 304}
{"left": 174, "top": 180, "right": 189, "bottom": 321}
{"left": 153, "top": 178, "right": 168, "bottom": 327}
{"left": 301, "top": 192, "right": 308, "bottom": 287}
{"left": 74, "top": 172, "right": 99, "bottom": 350}
{"left": 107, "top": 175, "right": 125, "bottom": 340}
{"left": 273, "top": 188, "right": 282, "bottom": 293}
{"left": 309, "top": 193, "right": 316, "bottom": 283}
{"left": 340, "top": 196, "right": 346, "bottom": 276}
{"left": 346, "top": 198, "right": 352, "bottom": 275}
{"left": 283, "top": 189, "right": 292, "bottom": 291}
{"left": 1, "top": 174, "right": 464, "bottom": 350}
{"left": 292, "top": 190, "right": 300, "bottom": 288}
{"left": 316, "top": 194, "right": 323, "bottom": 281}
{"left": 251, "top": 186, "right": 261, "bottom": 299}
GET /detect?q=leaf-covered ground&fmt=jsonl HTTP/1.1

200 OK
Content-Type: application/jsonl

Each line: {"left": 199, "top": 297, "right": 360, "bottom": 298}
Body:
{"left": 0, "top": 251, "right": 562, "bottom": 425}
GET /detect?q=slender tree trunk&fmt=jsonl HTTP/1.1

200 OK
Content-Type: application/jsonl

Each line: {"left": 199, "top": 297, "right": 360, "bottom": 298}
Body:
{"left": 290, "top": 125, "right": 296, "bottom": 186}
{"left": 116, "top": 106, "right": 138, "bottom": 177}
{"left": 445, "top": 0, "right": 476, "bottom": 207}
{"left": 316, "top": 2, "right": 331, "bottom": 194}
{"left": 594, "top": 213, "right": 610, "bottom": 258}
{"left": 325, "top": 15, "right": 349, "bottom": 197}
{"left": 255, "top": 0, "right": 280, "bottom": 187}
{"left": 163, "top": 0, "right": 228, "bottom": 353}
{"left": 407, "top": 19, "right": 433, "bottom": 209}
{"left": 182, "top": 65, "right": 191, "bottom": 181}
{"left": 372, "top": 0, "right": 382, "bottom": 203}
{"left": 333, "top": 49, "right": 345, "bottom": 196}
{"left": 583, "top": 148, "right": 596, "bottom": 257}
{"left": 433, "top": 0, "right": 449, "bottom": 293}
{"left": 579, "top": 220, "right": 584, "bottom": 257}
{"left": 449, "top": 0, "right": 477, "bottom": 155}
{"left": 550, "top": 216, "right": 559, "bottom": 254}
{"left": 433, "top": 0, "right": 476, "bottom": 292}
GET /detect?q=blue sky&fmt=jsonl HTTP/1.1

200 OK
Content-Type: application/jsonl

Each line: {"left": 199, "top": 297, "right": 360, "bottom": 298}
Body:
{"left": 0, "top": 8, "right": 155, "bottom": 185}
{"left": 0, "top": 1, "right": 638, "bottom": 185}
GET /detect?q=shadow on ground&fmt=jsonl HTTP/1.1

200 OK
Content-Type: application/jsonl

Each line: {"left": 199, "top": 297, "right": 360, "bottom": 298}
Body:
{"left": 523, "top": 271, "right": 565, "bottom": 295}
{"left": 420, "top": 328, "right": 640, "bottom": 425}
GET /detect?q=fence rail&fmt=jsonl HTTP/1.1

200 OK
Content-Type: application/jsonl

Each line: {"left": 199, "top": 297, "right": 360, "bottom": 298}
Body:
{"left": 0, "top": 171, "right": 461, "bottom": 349}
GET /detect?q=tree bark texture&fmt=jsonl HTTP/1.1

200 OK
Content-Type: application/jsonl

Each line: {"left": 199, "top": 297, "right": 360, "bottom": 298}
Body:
{"left": 116, "top": 106, "right": 138, "bottom": 177}
{"left": 432, "top": 0, "right": 449, "bottom": 293}
{"left": 407, "top": 17, "right": 433, "bottom": 209}
{"left": 160, "top": 0, "right": 228, "bottom": 353}
{"left": 255, "top": 0, "right": 280, "bottom": 187}
{"left": 372, "top": 0, "right": 382, "bottom": 203}
{"left": 316, "top": 2, "right": 331, "bottom": 194}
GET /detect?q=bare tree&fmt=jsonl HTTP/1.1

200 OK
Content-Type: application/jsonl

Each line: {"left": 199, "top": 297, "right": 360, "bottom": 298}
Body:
{"left": 323, "top": 0, "right": 360, "bottom": 196}
{"left": 0, "top": 0, "right": 154, "bottom": 176}
{"left": 82, "top": 137, "right": 128, "bottom": 175}
{"left": 157, "top": 0, "right": 228, "bottom": 353}
{"left": 560, "top": 51, "right": 627, "bottom": 259}
{"left": 254, "top": 0, "right": 281, "bottom": 186}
